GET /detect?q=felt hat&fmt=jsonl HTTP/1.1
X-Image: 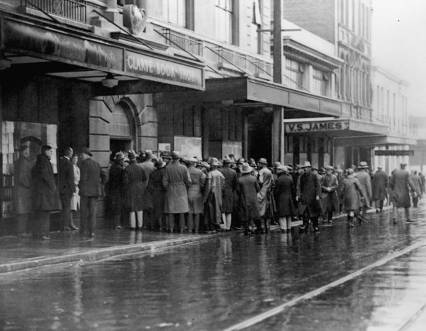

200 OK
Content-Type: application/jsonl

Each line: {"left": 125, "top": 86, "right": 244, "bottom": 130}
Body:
{"left": 80, "top": 147, "right": 93, "bottom": 157}
{"left": 240, "top": 163, "right": 253, "bottom": 174}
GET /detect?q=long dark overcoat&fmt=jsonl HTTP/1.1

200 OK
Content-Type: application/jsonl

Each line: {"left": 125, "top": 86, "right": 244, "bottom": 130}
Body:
{"left": 162, "top": 160, "right": 191, "bottom": 214}
{"left": 58, "top": 156, "right": 75, "bottom": 198}
{"left": 220, "top": 167, "right": 237, "bottom": 213}
{"left": 274, "top": 173, "right": 295, "bottom": 217}
{"left": 355, "top": 171, "right": 372, "bottom": 206}
{"left": 146, "top": 167, "right": 166, "bottom": 221}
{"left": 31, "top": 154, "right": 61, "bottom": 212}
{"left": 139, "top": 160, "right": 155, "bottom": 210}
{"left": 107, "top": 163, "right": 124, "bottom": 215}
{"left": 297, "top": 172, "right": 321, "bottom": 217}
{"left": 340, "top": 175, "right": 363, "bottom": 212}
{"left": 321, "top": 174, "right": 339, "bottom": 213}
{"left": 390, "top": 169, "right": 414, "bottom": 208}
{"left": 237, "top": 173, "right": 260, "bottom": 221}
{"left": 123, "top": 161, "right": 147, "bottom": 211}
{"left": 372, "top": 170, "right": 388, "bottom": 201}
{"left": 79, "top": 158, "right": 102, "bottom": 198}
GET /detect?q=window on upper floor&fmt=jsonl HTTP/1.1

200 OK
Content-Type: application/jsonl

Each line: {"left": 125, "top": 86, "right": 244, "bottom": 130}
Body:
{"left": 312, "top": 68, "right": 329, "bottom": 96}
{"left": 215, "top": 0, "right": 234, "bottom": 44}
{"left": 284, "top": 58, "right": 304, "bottom": 90}
{"left": 166, "top": 0, "right": 187, "bottom": 27}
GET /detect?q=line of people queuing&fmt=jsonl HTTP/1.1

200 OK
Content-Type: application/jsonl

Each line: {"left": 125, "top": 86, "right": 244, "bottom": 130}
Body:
{"left": 102, "top": 150, "right": 425, "bottom": 236}
{"left": 15, "top": 144, "right": 424, "bottom": 240}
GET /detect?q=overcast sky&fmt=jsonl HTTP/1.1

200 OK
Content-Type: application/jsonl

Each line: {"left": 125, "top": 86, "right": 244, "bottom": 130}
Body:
{"left": 372, "top": 0, "right": 426, "bottom": 116}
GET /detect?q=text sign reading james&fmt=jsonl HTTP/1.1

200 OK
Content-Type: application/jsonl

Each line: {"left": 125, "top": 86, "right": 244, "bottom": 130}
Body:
{"left": 285, "top": 120, "right": 350, "bottom": 133}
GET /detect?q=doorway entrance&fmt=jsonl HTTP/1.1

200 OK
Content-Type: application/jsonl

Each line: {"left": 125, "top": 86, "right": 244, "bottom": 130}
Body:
{"left": 247, "top": 111, "right": 272, "bottom": 162}
{"left": 110, "top": 102, "right": 135, "bottom": 156}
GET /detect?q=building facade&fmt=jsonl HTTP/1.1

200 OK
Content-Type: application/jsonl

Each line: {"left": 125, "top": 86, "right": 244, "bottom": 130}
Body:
{"left": 283, "top": 0, "right": 392, "bottom": 169}
{"left": 371, "top": 66, "right": 413, "bottom": 174}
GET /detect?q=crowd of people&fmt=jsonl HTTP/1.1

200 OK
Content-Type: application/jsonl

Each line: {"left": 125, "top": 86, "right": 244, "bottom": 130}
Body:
{"left": 15, "top": 144, "right": 425, "bottom": 240}
{"left": 102, "top": 150, "right": 425, "bottom": 236}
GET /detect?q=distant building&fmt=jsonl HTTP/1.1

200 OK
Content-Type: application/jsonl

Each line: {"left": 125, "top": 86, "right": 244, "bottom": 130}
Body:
{"left": 409, "top": 116, "right": 426, "bottom": 172}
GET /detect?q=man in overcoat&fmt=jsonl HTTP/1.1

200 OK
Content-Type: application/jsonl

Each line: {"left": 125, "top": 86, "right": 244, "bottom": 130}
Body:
{"left": 139, "top": 150, "right": 156, "bottom": 229}
{"left": 390, "top": 163, "right": 416, "bottom": 223}
{"left": 58, "top": 147, "right": 77, "bottom": 231}
{"left": 219, "top": 158, "right": 237, "bottom": 231}
{"left": 123, "top": 151, "right": 147, "bottom": 230}
{"left": 162, "top": 151, "right": 191, "bottom": 233}
{"left": 340, "top": 168, "right": 365, "bottom": 227}
{"left": 372, "top": 166, "right": 388, "bottom": 213}
{"left": 257, "top": 158, "right": 274, "bottom": 233}
{"left": 409, "top": 170, "right": 422, "bottom": 208}
{"left": 355, "top": 161, "right": 372, "bottom": 221}
{"left": 321, "top": 165, "right": 339, "bottom": 224}
{"left": 237, "top": 163, "right": 260, "bottom": 235}
{"left": 79, "top": 148, "right": 102, "bottom": 238}
{"left": 107, "top": 152, "right": 125, "bottom": 229}
{"left": 296, "top": 161, "right": 321, "bottom": 233}
{"left": 31, "top": 145, "right": 61, "bottom": 240}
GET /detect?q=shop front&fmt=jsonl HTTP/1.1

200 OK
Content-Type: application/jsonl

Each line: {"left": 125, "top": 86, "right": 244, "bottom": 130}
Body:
{"left": 0, "top": 10, "right": 204, "bottom": 227}
{"left": 155, "top": 76, "right": 343, "bottom": 162}
{"left": 284, "top": 118, "right": 388, "bottom": 169}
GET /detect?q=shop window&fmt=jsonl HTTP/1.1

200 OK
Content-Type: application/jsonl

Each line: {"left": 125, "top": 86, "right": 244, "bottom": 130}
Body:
{"left": 286, "top": 135, "right": 293, "bottom": 153}
{"left": 1, "top": 121, "right": 57, "bottom": 218}
{"left": 285, "top": 58, "right": 304, "bottom": 90}
{"left": 215, "top": 0, "right": 234, "bottom": 44}
{"left": 312, "top": 68, "right": 329, "bottom": 96}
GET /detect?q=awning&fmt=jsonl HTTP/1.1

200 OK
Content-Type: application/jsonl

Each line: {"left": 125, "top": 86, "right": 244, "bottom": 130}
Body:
{"left": 203, "top": 77, "right": 342, "bottom": 117}
{"left": 285, "top": 118, "right": 388, "bottom": 137}
{"left": 0, "top": 12, "right": 205, "bottom": 92}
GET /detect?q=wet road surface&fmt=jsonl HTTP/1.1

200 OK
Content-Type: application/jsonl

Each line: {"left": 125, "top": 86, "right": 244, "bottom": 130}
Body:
{"left": 1, "top": 205, "right": 426, "bottom": 331}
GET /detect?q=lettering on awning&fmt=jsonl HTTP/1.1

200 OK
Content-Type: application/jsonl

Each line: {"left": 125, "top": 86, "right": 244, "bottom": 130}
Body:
{"left": 285, "top": 120, "right": 350, "bottom": 133}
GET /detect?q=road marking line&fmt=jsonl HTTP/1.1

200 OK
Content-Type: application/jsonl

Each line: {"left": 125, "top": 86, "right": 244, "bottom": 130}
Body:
{"left": 223, "top": 241, "right": 426, "bottom": 331}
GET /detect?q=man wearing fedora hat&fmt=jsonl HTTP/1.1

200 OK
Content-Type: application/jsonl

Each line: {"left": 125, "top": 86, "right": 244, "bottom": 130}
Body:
{"left": 237, "top": 163, "right": 260, "bottom": 235}
{"left": 321, "top": 165, "right": 339, "bottom": 225}
{"left": 163, "top": 151, "right": 191, "bottom": 233}
{"left": 204, "top": 158, "right": 225, "bottom": 232}
{"left": 79, "top": 148, "right": 102, "bottom": 238}
{"left": 296, "top": 161, "right": 321, "bottom": 233}
{"left": 390, "top": 163, "right": 417, "bottom": 223}
{"left": 220, "top": 158, "right": 237, "bottom": 231}
{"left": 355, "top": 161, "right": 372, "bottom": 221}
{"left": 257, "top": 158, "right": 274, "bottom": 233}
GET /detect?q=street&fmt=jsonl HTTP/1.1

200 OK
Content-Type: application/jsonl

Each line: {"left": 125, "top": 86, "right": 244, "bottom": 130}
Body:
{"left": 1, "top": 205, "right": 426, "bottom": 331}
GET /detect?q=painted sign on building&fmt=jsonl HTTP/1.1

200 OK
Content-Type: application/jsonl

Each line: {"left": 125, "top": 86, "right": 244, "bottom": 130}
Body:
{"left": 125, "top": 51, "right": 203, "bottom": 89}
{"left": 285, "top": 120, "right": 350, "bottom": 133}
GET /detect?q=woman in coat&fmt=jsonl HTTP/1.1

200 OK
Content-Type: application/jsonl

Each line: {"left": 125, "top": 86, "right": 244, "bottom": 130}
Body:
{"left": 340, "top": 168, "right": 365, "bottom": 227}
{"left": 123, "top": 152, "right": 147, "bottom": 230}
{"left": 274, "top": 165, "right": 295, "bottom": 233}
{"left": 146, "top": 159, "right": 166, "bottom": 231}
{"left": 31, "top": 145, "right": 61, "bottom": 239}
{"left": 70, "top": 154, "right": 80, "bottom": 216}
{"left": 187, "top": 158, "right": 206, "bottom": 233}
{"left": 237, "top": 163, "right": 260, "bottom": 235}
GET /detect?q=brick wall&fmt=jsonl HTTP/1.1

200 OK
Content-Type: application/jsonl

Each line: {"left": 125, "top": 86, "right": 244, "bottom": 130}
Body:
{"left": 283, "top": 0, "right": 336, "bottom": 44}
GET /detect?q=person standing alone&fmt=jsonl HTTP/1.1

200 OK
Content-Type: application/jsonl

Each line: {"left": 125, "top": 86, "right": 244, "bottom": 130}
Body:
{"left": 58, "top": 147, "right": 78, "bottom": 231}
{"left": 31, "top": 145, "right": 61, "bottom": 240}
{"left": 79, "top": 148, "right": 102, "bottom": 238}
{"left": 372, "top": 166, "right": 388, "bottom": 213}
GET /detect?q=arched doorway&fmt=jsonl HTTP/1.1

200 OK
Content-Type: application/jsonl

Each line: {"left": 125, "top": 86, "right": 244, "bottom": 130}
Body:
{"left": 110, "top": 102, "right": 136, "bottom": 155}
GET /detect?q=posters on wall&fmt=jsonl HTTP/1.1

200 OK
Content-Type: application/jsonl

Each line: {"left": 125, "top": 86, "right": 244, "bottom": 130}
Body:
{"left": 174, "top": 136, "right": 202, "bottom": 159}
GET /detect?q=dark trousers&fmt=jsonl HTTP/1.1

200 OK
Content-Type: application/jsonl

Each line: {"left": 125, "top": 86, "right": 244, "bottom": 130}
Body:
{"left": 34, "top": 211, "right": 50, "bottom": 236}
{"left": 80, "top": 196, "right": 98, "bottom": 235}
{"left": 413, "top": 196, "right": 419, "bottom": 208}
{"left": 60, "top": 194, "right": 73, "bottom": 229}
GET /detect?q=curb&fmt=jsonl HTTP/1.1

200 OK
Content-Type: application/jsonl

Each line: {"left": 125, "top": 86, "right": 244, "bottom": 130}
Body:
{"left": 0, "top": 233, "right": 222, "bottom": 274}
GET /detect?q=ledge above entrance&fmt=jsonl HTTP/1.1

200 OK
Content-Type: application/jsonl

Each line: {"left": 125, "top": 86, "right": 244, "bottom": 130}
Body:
{"left": 201, "top": 77, "right": 342, "bottom": 117}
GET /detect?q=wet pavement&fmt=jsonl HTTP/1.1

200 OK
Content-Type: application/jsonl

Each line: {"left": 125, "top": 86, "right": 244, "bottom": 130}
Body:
{"left": 1, "top": 204, "right": 426, "bottom": 331}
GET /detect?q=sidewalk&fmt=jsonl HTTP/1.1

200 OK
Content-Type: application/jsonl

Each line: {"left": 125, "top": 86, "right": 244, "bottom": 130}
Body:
{"left": 0, "top": 206, "right": 391, "bottom": 274}
{"left": 0, "top": 230, "right": 221, "bottom": 274}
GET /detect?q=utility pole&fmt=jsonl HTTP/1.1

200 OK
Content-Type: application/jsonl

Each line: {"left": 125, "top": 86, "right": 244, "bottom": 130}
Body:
{"left": 271, "top": 0, "right": 285, "bottom": 163}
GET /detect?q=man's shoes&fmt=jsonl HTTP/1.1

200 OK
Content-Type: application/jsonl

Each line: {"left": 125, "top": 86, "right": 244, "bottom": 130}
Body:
{"left": 69, "top": 224, "right": 79, "bottom": 231}
{"left": 41, "top": 235, "right": 50, "bottom": 240}
{"left": 406, "top": 219, "right": 415, "bottom": 223}
{"left": 63, "top": 226, "right": 72, "bottom": 231}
